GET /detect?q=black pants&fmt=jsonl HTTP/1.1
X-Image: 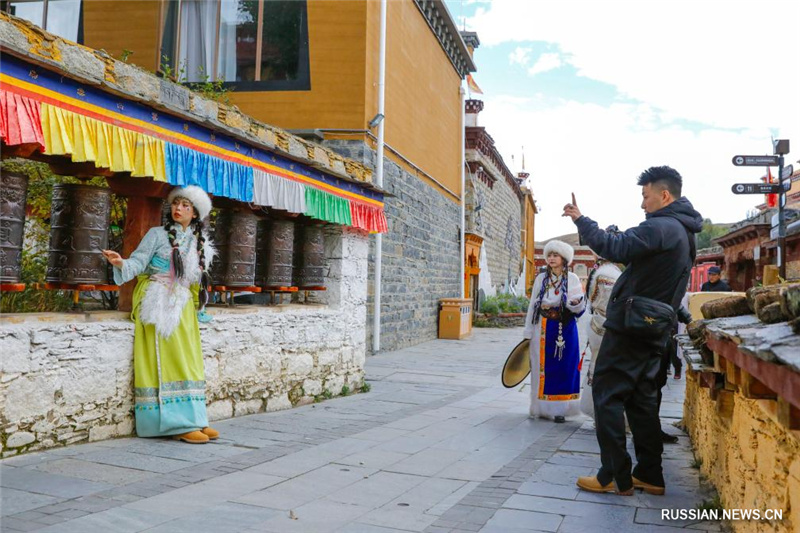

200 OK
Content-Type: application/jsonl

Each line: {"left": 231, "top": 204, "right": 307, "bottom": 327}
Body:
{"left": 592, "top": 329, "right": 665, "bottom": 491}
{"left": 656, "top": 336, "right": 681, "bottom": 409}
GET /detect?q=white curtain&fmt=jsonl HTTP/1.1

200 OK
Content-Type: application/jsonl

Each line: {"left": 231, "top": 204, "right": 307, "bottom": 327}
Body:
{"left": 217, "top": 0, "right": 240, "bottom": 81}
{"left": 179, "top": 0, "right": 218, "bottom": 82}
{"left": 253, "top": 170, "right": 307, "bottom": 214}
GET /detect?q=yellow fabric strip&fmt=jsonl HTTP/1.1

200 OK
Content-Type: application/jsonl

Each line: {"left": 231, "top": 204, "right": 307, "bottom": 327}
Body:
{"left": 40, "top": 103, "right": 166, "bottom": 182}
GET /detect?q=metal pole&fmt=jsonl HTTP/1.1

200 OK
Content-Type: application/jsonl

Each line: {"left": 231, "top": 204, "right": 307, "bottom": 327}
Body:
{"left": 459, "top": 87, "right": 466, "bottom": 298}
{"left": 372, "top": 0, "right": 387, "bottom": 354}
{"left": 777, "top": 155, "right": 786, "bottom": 280}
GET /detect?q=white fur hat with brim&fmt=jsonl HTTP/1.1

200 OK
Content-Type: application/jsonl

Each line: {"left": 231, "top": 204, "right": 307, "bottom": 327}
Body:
{"left": 167, "top": 185, "right": 212, "bottom": 220}
{"left": 544, "top": 239, "right": 574, "bottom": 265}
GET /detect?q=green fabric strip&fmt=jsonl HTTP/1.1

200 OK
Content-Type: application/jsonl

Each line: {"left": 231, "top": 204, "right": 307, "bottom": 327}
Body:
{"left": 305, "top": 187, "right": 352, "bottom": 226}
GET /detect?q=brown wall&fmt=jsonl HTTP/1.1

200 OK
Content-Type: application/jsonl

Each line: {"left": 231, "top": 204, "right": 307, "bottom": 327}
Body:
{"left": 83, "top": 1, "right": 162, "bottom": 72}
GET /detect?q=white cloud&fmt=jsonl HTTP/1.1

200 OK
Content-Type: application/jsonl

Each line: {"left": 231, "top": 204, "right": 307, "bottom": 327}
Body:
{"left": 478, "top": 94, "right": 792, "bottom": 240}
{"left": 509, "top": 46, "right": 532, "bottom": 66}
{"left": 461, "top": 0, "right": 800, "bottom": 239}
{"left": 465, "top": 0, "right": 800, "bottom": 132}
{"left": 527, "top": 52, "right": 562, "bottom": 76}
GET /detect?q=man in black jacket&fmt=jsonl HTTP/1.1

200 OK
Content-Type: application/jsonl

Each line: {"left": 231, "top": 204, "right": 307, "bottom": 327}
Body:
{"left": 562, "top": 166, "right": 703, "bottom": 496}
{"left": 701, "top": 266, "right": 731, "bottom": 291}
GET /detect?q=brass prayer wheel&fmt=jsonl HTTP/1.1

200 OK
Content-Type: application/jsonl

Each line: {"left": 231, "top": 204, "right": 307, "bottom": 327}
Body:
{"left": 211, "top": 209, "right": 257, "bottom": 287}
{"left": 46, "top": 184, "right": 112, "bottom": 284}
{"left": 294, "top": 224, "right": 325, "bottom": 289}
{"left": 0, "top": 170, "right": 29, "bottom": 283}
{"left": 256, "top": 219, "right": 295, "bottom": 288}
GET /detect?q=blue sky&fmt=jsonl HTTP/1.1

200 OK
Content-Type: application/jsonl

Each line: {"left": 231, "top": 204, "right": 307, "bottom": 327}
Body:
{"left": 446, "top": 0, "right": 800, "bottom": 240}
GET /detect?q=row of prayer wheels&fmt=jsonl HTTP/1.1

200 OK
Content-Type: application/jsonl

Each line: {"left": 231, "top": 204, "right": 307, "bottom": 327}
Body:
{"left": 0, "top": 173, "right": 325, "bottom": 289}
{"left": 210, "top": 210, "right": 325, "bottom": 289}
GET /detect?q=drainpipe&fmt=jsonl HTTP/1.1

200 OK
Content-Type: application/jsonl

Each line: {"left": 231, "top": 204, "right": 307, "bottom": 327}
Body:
{"left": 373, "top": 0, "right": 387, "bottom": 353}
{"left": 460, "top": 86, "right": 466, "bottom": 299}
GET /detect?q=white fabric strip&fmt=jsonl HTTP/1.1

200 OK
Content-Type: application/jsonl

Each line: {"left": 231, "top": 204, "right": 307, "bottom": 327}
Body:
{"left": 253, "top": 169, "right": 307, "bottom": 213}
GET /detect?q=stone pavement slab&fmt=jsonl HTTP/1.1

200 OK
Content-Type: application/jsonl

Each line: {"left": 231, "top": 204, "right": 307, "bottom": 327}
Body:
{"left": 0, "top": 328, "right": 711, "bottom": 533}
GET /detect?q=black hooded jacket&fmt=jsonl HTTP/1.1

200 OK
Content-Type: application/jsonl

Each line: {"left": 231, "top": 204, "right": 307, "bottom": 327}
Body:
{"left": 575, "top": 197, "right": 704, "bottom": 309}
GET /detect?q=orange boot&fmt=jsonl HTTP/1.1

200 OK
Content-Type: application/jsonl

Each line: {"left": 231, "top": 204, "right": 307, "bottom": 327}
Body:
{"left": 201, "top": 427, "right": 219, "bottom": 440}
{"left": 172, "top": 431, "right": 209, "bottom": 444}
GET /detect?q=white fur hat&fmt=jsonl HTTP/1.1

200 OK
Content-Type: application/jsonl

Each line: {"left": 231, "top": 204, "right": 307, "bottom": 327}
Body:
{"left": 544, "top": 239, "right": 574, "bottom": 265}
{"left": 167, "top": 185, "right": 212, "bottom": 220}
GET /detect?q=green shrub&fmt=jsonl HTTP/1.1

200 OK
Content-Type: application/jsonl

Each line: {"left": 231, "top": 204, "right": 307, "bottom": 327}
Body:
{"left": 480, "top": 294, "right": 529, "bottom": 315}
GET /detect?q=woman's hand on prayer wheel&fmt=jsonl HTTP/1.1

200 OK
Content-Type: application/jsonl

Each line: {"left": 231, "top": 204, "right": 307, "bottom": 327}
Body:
{"left": 102, "top": 250, "right": 123, "bottom": 267}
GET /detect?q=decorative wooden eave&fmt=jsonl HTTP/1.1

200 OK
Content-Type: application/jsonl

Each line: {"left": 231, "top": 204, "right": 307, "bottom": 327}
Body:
{"left": 714, "top": 224, "right": 771, "bottom": 248}
{"left": 465, "top": 127, "right": 523, "bottom": 200}
{"left": 0, "top": 12, "right": 378, "bottom": 191}
{"left": 412, "top": 0, "right": 476, "bottom": 78}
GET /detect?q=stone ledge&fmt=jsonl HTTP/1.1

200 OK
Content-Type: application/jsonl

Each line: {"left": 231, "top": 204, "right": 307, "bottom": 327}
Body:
{"left": 0, "top": 12, "right": 376, "bottom": 189}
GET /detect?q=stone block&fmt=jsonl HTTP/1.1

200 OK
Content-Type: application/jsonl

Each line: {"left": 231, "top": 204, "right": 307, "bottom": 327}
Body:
{"left": 207, "top": 399, "right": 233, "bottom": 421}
{"left": 114, "top": 62, "right": 160, "bottom": 101}
{"left": 6, "top": 431, "right": 35, "bottom": 448}
{"left": 4, "top": 374, "right": 59, "bottom": 422}
{"left": 265, "top": 394, "right": 292, "bottom": 412}
{"left": 234, "top": 399, "right": 263, "bottom": 416}
{"left": 287, "top": 353, "right": 314, "bottom": 376}
{"left": 159, "top": 79, "right": 191, "bottom": 112}
{"left": 190, "top": 94, "right": 218, "bottom": 122}
{"left": 303, "top": 379, "right": 322, "bottom": 396}
{"left": 59, "top": 44, "right": 105, "bottom": 83}
{"left": 0, "top": 331, "right": 31, "bottom": 373}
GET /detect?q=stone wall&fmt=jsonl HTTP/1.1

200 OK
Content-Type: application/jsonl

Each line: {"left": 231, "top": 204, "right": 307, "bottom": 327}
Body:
{"left": 0, "top": 227, "right": 368, "bottom": 457}
{"left": 684, "top": 373, "right": 797, "bottom": 532}
{"left": 323, "top": 140, "right": 461, "bottom": 352}
{"left": 467, "top": 176, "right": 522, "bottom": 293}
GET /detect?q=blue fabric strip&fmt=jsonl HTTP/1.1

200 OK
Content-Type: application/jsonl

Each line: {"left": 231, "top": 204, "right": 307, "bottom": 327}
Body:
{"left": 165, "top": 142, "right": 254, "bottom": 202}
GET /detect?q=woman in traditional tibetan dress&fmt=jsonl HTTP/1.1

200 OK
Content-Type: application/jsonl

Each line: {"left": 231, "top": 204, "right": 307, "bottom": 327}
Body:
{"left": 523, "top": 240, "right": 586, "bottom": 422}
{"left": 579, "top": 258, "right": 622, "bottom": 418}
{"left": 103, "top": 186, "right": 218, "bottom": 444}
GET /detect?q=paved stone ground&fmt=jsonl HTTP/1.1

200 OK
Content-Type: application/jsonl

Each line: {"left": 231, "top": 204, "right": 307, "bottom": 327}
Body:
{"left": 0, "top": 327, "right": 719, "bottom": 533}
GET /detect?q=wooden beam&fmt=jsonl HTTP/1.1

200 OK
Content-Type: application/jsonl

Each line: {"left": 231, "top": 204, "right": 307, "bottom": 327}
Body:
{"left": 716, "top": 389, "right": 735, "bottom": 419}
{"left": 740, "top": 370, "right": 777, "bottom": 400}
{"left": 778, "top": 397, "right": 800, "bottom": 431}
{"left": 48, "top": 160, "right": 116, "bottom": 178}
{"left": 118, "top": 195, "right": 164, "bottom": 312}
{"left": 1, "top": 142, "right": 41, "bottom": 159}
{"left": 107, "top": 176, "right": 172, "bottom": 199}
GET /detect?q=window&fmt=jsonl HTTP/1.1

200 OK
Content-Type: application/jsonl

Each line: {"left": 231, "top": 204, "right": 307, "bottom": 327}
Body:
{"left": 159, "top": 0, "right": 310, "bottom": 91}
{"left": 1, "top": 0, "right": 83, "bottom": 43}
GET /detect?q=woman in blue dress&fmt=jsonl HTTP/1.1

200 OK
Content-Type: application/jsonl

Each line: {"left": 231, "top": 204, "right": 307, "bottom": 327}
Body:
{"left": 523, "top": 240, "right": 586, "bottom": 422}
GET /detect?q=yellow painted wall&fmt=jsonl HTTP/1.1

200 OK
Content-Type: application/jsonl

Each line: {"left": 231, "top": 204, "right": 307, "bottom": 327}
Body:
{"left": 684, "top": 373, "right": 798, "bottom": 532}
{"left": 232, "top": 0, "right": 368, "bottom": 131}
{"left": 365, "top": 0, "right": 463, "bottom": 199}
{"left": 82, "top": 1, "right": 161, "bottom": 72}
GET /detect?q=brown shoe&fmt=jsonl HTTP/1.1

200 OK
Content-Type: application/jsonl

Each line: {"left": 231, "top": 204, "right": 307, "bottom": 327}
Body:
{"left": 576, "top": 476, "right": 614, "bottom": 493}
{"left": 201, "top": 427, "right": 219, "bottom": 440}
{"left": 632, "top": 476, "right": 666, "bottom": 495}
{"left": 172, "top": 431, "right": 209, "bottom": 444}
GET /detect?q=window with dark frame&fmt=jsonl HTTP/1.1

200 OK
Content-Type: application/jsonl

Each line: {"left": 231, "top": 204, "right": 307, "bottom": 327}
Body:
{"left": 1, "top": 0, "right": 84, "bottom": 43}
{"left": 159, "top": 0, "right": 310, "bottom": 92}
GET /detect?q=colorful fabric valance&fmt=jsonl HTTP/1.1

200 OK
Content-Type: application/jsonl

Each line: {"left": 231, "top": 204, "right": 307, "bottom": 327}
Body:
{"left": 253, "top": 169, "right": 306, "bottom": 213}
{"left": 350, "top": 202, "right": 389, "bottom": 234}
{"left": 165, "top": 143, "right": 253, "bottom": 203}
{"left": 0, "top": 54, "right": 386, "bottom": 233}
{"left": 41, "top": 103, "right": 166, "bottom": 181}
{"left": 305, "top": 187, "right": 352, "bottom": 226}
{"left": 0, "top": 89, "right": 44, "bottom": 148}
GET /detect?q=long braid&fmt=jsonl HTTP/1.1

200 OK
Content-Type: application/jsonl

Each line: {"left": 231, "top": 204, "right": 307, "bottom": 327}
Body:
{"left": 558, "top": 270, "right": 568, "bottom": 322}
{"left": 166, "top": 221, "right": 184, "bottom": 279}
{"left": 194, "top": 219, "right": 210, "bottom": 311}
{"left": 530, "top": 267, "right": 550, "bottom": 325}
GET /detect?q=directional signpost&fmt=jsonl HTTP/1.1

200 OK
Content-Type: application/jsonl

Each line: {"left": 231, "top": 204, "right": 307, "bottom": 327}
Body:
{"left": 731, "top": 183, "right": 782, "bottom": 195}
{"left": 732, "top": 155, "right": 781, "bottom": 167}
{"left": 731, "top": 140, "right": 791, "bottom": 279}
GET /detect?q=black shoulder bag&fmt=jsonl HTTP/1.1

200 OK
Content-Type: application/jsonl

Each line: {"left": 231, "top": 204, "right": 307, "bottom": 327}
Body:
{"left": 605, "top": 225, "right": 694, "bottom": 341}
